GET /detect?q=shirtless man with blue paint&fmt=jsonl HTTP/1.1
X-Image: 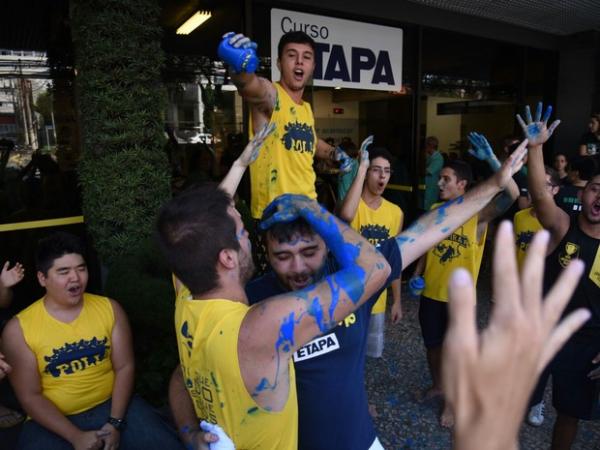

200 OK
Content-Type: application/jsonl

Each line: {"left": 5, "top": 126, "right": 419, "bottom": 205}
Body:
{"left": 166, "top": 125, "right": 530, "bottom": 448}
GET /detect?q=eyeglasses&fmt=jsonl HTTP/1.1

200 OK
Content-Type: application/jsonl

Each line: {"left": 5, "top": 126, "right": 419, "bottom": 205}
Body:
{"left": 368, "top": 167, "right": 392, "bottom": 175}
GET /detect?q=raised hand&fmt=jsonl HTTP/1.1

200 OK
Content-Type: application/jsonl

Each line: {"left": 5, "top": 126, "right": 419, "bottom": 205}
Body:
{"left": 238, "top": 123, "right": 276, "bottom": 167}
{"left": 493, "top": 139, "right": 528, "bottom": 190}
{"left": 516, "top": 102, "right": 561, "bottom": 147}
{"left": 218, "top": 32, "right": 259, "bottom": 73}
{"left": 468, "top": 132, "right": 500, "bottom": 171}
{"left": 359, "top": 135, "right": 373, "bottom": 169}
{"left": 0, "top": 261, "right": 24, "bottom": 288}
{"left": 442, "top": 222, "right": 587, "bottom": 449}
{"left": 200, "top": 421, "right": 236, "bottom": 450}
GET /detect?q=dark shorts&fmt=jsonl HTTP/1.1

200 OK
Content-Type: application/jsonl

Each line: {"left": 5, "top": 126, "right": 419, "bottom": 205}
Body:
{"left": 418, "top": 296, "right": 448, "bottom": 349}
{"left": 551, "top": 332, "right": 600, "bottom": 420}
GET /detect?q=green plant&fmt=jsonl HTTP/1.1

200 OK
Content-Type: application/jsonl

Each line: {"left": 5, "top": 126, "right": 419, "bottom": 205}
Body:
{"left": 71, "top": 0, "right": 171, "bottom": 266}
{"left": 104, "top": 238, "right": 178, "bottom": 404}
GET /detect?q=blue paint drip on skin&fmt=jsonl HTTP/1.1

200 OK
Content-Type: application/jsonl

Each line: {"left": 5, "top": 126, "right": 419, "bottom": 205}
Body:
{"left": 326, "top": 276, "right": 341, "bottom": 325}
{"left": 308, "top": 297, "right": 327, "bottom": 333}
{"left": 253, "top": 377, "right": 276, "bottom": 397}
{"left": 331, "top": 265, "right": 366, "bottom": 305}
{"left": 275, "top": 312, "right": 296, "bottom": 353}
{"left": 434, "top": 196, "right": 464, "bottom": 225}
{"left": 441, "top": 227, "right": 450, "bottom": 233}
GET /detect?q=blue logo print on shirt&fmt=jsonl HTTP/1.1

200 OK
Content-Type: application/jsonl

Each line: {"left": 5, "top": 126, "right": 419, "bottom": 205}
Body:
{"left": 359, "top": 224, "right": 390, "bottom": 246}
{"left": 44, "top": 337, "right": 110, "bottom": 378}
{"left": 281, "top": 121, "right": 314, "bottom": 154}
{"left": 516, "top": 230, "right": 534, "bottom": 251}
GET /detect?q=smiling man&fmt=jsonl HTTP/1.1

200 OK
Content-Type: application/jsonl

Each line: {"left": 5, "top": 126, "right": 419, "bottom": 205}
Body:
{"left": 218, "top": 31, "right": 347, "bottom": 220}
{"left": 2, "top": 232, "right": 183, "bottom": 450}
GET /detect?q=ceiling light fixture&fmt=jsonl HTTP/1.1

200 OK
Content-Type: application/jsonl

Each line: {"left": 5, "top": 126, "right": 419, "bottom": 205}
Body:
{"left": 176, "top": 11, "right": 212, "bottom": 35}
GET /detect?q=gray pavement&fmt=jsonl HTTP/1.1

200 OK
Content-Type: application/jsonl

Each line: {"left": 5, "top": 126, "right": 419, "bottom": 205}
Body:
{"left": 366, "top": 267, "right": 600, "bottom": 450}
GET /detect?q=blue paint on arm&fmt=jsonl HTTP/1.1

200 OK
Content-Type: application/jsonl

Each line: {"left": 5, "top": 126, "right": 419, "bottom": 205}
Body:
{"left": 274, "top": 312, "right": 297, "bottom": 353}
{"left": 441, "top": 227, "right": 450, "bottom": 233}
{"left": 308, "top": 296, "right": 327, "bottom": 333}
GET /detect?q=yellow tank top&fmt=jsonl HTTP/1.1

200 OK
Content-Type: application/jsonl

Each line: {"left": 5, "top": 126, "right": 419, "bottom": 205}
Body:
{"left": 249, "top": 82, "right": 317, "bottom": 219}
{"left": 423, "top": 205, "right": 487, "bottom": 302}
{"left": 175, "top": 293, "right": 298, "bottom": 449}
{"left": 513, "top": 207, "right": 543, "bottom": 270}
{"left": 17, "top": 293, "right": 115, "bottom": 415}
{"left": 350, "top": 198, "right": 403, "bottom": 314}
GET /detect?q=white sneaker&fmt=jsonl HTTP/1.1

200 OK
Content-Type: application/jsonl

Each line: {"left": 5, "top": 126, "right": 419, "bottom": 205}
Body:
{"left": 527, "top": 402, "right": 545, "bottom": 426}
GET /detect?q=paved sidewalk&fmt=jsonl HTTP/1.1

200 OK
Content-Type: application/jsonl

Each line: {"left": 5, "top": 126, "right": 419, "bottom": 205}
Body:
{"left": 366, "top": 280, "right": 600, "bottom": 450}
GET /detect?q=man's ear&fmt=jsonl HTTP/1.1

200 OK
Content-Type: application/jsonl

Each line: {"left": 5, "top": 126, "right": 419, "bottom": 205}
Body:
{"left": 277, "top": 58, "right": 281, "bottom": 73}
{"left": 37, "top": 271, "right": 47, "bottom": 287}
{"left": 457, "top": 179, "right": 468, "bottom": 192}
{"left": 218, "top": 248, "right": 238, "bottom": 270}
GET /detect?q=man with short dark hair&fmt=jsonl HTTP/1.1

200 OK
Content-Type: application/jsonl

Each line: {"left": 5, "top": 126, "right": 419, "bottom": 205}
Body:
{"left": 218, "top": 30, "right": 352, "bottom": 220}
{"left": 158, "top": 186, "right": 391, "bottom": 449}
{"left": 2, "top": 232, "right": 183, "bottom": 450}
{"left": 519, "top": 102, "right": 600, "bottom": 449}
{"left": 167, "top": 131, "right": 529, "bottom": 449}
{"left": 339, "top": 143, "right": 404, "bottom": 356}
{"left": 411, "top": 132, "right": 520, "bottom": 427}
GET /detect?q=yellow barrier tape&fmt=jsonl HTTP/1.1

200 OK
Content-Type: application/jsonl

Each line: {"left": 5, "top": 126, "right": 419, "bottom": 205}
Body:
{"left": 386, "top": 184, "right": 426, "bottom": 192}
{"left": 0, "top": 216, "right": 85, "bottom": 232}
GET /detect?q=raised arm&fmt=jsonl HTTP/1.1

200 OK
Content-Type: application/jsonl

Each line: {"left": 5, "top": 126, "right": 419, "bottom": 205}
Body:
{"left": 97, "top": 300, "right": 135, "bottom": 448}
{"left": 468, "top": 132, "right": 519, "bottom": 225}
{"left": 2, "top": 319, "right": 104, "bottom": 450}
{"left": 218, "top": 32, "right": 276, "bottom": 118}
{"left": 397, "top": 140, "right": 529, "bottom": 268}
{"left": 337, "top": 145, "right": 370, "bottom": 222}
{"left": 443, "top": 222, "right": 587, "bottom": 450}
{"left": 219, "top": 123, "right": 275, "bottom": 197}
{"left": 517, "top": 103, "right": 569, "bottom": 244}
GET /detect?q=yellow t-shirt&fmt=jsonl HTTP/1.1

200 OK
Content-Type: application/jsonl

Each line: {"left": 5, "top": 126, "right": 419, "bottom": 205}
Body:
{"left": 423, "top": 204, "right": 487, "bottom": 302}
{"left": 249, "top": 82, "right": 317, "bottom": 219}
{"left": 350, "top": 197, "right": 403, "bottom": 314}
{"left": 17, "top": 293, "right": 115, "bottom": 415}
{"left": 174, "top": 288, "right": 298, "bottom": 449}
{"left": 513, "top": 207, "right": 543, "bottom": 270}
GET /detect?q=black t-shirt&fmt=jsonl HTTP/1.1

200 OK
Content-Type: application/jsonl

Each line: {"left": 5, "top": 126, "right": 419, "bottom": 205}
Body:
{"left": 555, "top": 184, "right": 583, "bottom": 218}
{"left": 544, "top": 219, "right": 600, "bottom": 334}
{"left": 579, "top": 132, "right": 600, "bottom": 156}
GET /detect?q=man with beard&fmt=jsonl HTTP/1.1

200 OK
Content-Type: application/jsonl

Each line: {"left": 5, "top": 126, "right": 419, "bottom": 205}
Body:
{"left": 167, "top": 129, "right": 529, "bottom": 449}
{"left": 520, "top": 103, "right": 600, "bottom": 449}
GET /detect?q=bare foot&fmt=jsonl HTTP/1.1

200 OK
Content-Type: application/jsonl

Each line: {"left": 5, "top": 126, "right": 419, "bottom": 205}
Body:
{"left": 368, "top": 403, "right": 379, "bottom": 418}
{"left": 416, "top": 386, "right": 443, "bottom": 403}
{"left": 440, "top": 405, "right": 454, "bottom": 428}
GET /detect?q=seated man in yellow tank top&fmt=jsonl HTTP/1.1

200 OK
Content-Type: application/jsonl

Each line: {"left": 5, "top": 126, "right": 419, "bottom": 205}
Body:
{"left": 156, "top": 186, "right": 391, "bottom": 450}
{"left": 411, "top": 134, "right": 520, "bottom": 427}
{"left": 2, "top": 232, "right": 184, "bottom": 450}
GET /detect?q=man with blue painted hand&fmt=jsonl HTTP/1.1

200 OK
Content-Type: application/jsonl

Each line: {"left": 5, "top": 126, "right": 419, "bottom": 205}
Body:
{"left": 167, "top": 134, "right": 529, "bottom": 449}
{"left": 411, "top": 133, "right": 522, "bottom": 427}
{"left": 520, "top": 102, "right": 600, "bottom": 450}
{"left": 218, "top": 31, "right": 350, "bottom": 220}
{"left": 157, "top": 184, "right": 391, "bottom": 449}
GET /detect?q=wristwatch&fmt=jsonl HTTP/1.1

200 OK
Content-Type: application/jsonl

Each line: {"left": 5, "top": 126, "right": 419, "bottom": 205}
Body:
{"left": 107, "top": 416, "right": 125, "bottom": 431}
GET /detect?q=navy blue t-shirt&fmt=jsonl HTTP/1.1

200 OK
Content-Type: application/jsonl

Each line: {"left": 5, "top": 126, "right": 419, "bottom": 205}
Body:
{"left": 246, "top": 239, "right": 402, "bottom": 450}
